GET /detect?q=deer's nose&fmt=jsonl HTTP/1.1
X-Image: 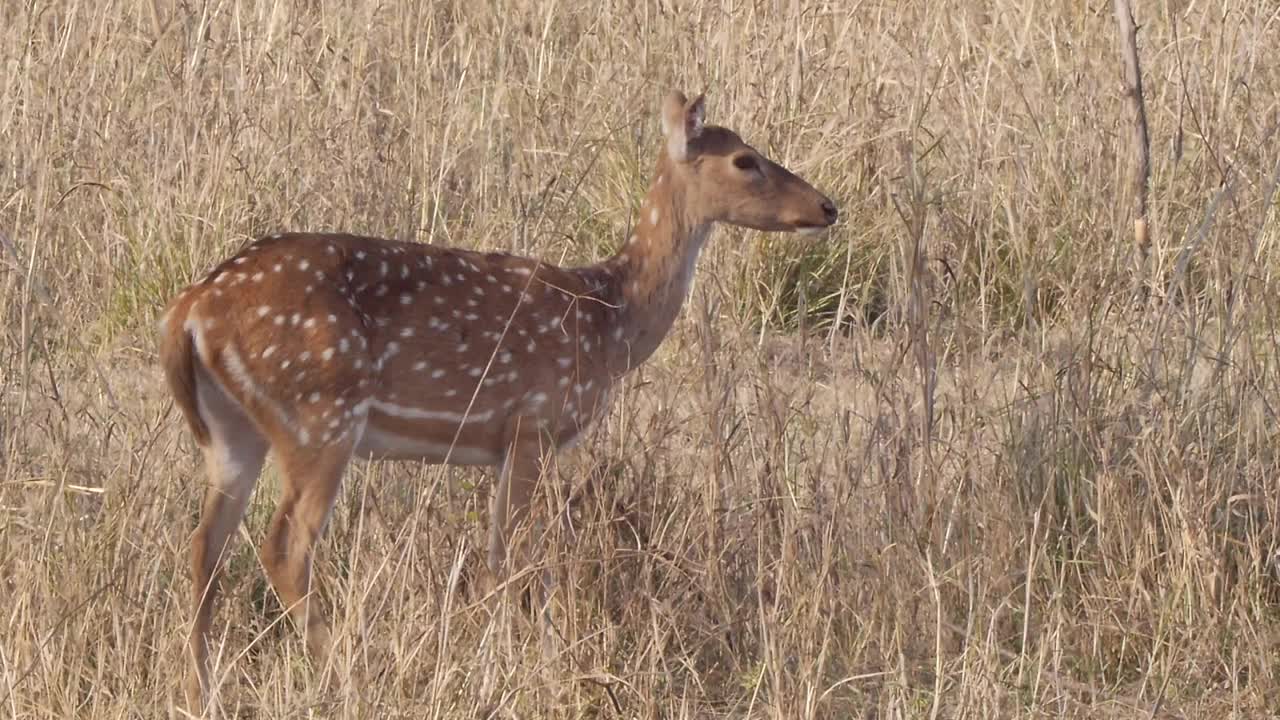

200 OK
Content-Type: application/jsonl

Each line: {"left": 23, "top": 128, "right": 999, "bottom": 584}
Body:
{"left": 821, "top": 199, "right": 838, "bottom": 225}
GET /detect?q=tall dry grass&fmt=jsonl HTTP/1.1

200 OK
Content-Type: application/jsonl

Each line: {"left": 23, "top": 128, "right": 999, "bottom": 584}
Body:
{"left": 2, "top": 0, "right": 1279, "bottom": 717}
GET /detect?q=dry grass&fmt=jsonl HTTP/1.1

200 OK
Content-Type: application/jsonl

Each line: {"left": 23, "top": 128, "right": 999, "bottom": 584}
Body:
{"left": 3, "top": 1, "right": 1280, "bottom": 717}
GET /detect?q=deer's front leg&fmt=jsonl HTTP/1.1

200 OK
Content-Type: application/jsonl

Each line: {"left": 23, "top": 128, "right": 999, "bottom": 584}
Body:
{"left": 488, "top": 417, "right": 553, "bottom": 583}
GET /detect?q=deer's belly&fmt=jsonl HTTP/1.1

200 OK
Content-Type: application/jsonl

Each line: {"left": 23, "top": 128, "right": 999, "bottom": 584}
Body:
{"left": 353, "top": 406, "right": 502, "bottom": 465}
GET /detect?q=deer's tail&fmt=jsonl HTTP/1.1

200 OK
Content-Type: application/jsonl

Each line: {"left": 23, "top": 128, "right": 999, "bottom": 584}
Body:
{"left": 158, "top": 295, "right": 211, "bottom": 447}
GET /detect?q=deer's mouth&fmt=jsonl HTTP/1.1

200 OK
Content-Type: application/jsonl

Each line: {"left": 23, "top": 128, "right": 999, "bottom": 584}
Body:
{"left": 795, "top": 223, "right": 832, "bottom": 237}
{"left": 792, "top": 197, "right": 838, "bottom": 235}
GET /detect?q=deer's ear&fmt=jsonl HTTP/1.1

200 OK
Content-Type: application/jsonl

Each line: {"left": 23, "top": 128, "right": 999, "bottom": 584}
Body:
{"left": 661, "top": 91, "right": 706, "bottom": 162}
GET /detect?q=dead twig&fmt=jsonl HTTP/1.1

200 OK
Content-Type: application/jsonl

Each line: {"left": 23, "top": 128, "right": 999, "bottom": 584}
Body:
{"left": 1113, "top": 0, "right": 1153, "bottom": 265}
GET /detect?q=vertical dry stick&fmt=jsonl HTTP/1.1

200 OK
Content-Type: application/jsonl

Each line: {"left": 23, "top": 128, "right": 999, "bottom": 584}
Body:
{"left": 1114, "top": 0, "right": 1152, "bottom": 263}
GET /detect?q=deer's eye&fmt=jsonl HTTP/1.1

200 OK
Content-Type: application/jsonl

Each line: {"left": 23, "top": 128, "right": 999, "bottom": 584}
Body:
{"left": 732, "top": 154, "right": 758, "bottom": 172}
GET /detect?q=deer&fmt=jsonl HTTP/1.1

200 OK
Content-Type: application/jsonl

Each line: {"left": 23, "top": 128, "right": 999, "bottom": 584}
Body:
{"left": 159, "top": 89, "right": 837, "bottom": 711}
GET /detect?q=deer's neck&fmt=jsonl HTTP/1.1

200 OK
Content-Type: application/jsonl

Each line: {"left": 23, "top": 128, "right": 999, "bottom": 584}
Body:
{"left": 600, "top": 157, "right": 712, "bottom": 373}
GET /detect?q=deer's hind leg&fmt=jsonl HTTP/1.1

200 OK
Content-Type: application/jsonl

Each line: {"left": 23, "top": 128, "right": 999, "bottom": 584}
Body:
{"left": 258, "top": 421, "right": 363, "bottom": 665}
{"left": 187, "top": 365, "right": 270, "bottom": 711}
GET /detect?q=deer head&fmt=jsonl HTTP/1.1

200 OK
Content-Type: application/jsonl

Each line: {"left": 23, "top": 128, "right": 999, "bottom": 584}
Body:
{"left": 658, "top": 91, "right": 838, "bottom": 235}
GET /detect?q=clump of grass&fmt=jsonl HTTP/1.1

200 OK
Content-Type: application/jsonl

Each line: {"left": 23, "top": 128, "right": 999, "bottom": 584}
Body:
{"left": 741, "top": 231, "right": 892, "bottom": 335}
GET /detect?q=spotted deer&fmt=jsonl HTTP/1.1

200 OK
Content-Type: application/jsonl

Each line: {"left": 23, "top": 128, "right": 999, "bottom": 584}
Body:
{"left": 160, "top": 89, "right": 837, "bottom": 709}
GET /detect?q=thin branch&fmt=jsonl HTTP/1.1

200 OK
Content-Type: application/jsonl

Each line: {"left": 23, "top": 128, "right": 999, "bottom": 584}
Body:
{"left": 1113, "top": 0, "right": 1153, "bottom": 261}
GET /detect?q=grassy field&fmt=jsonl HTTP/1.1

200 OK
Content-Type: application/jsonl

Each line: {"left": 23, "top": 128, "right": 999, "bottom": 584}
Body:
{"left": 3, "top": 0, "right": 1280, "bottom": 717}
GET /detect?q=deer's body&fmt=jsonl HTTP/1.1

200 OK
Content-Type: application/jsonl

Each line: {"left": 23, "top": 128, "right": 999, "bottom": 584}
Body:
{"left": 162, "top": 90, "right": 836, "bottom": 712}
{"left": 164, "top": 237, "right": 620, "bottom": 465}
